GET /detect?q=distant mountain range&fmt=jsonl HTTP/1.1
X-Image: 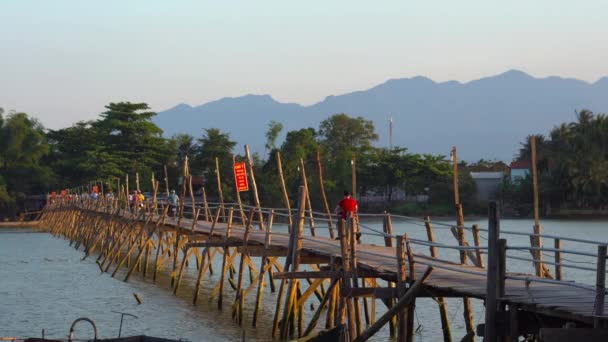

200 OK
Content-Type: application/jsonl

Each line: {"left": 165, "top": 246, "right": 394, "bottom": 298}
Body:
{"left": 154, "top": 70, "right": 608, "bottom": 161}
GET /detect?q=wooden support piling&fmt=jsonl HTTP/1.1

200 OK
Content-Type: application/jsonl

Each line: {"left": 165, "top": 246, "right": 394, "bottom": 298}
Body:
{"left": 554, "top": 238, "right": 563, "bottom": 281}
{"left": 396, "top": 235, "right": 408, "bottom": 342}
{"left": 252, "top": 210, "right": 274, "bottom": 326}
{"left": 425, "top": 216, "right": 453, "bottom": 342}
{"left": 279, "top": 186, "right": 307, "bottom": 339}
{"left": 472, "top": 224, "right": 485, "bottom": 268}
{"left": 594, "top": 244, "right": 607, "bottom": 328}
{"left": 405, "top": 237, "right": 416, "bottom": 342}
{"left": 451, "top": 146, "right": 476, "bottom": 340}
{"left": 485, "top": 202, "right": 500, "bottom": 341}
{"left": 354, "top": 268, "right": 433, "bottom": 342}
{"left": 384, "top": 212, "right": 397, "bottom": 338}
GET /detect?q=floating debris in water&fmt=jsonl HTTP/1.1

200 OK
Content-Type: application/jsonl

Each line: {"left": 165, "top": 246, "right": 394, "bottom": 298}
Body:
{"left": 133, "top": 292, "right": 143, "bottom": 304}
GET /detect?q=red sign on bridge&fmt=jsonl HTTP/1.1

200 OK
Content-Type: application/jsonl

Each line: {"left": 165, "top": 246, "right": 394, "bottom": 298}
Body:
{"left": 234, "top": 162, "right": 249, "bottom": 192}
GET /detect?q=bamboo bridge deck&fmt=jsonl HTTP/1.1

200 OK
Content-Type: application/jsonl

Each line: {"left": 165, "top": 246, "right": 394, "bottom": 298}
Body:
{"left": 171, "top": 214, "right": 608, "bottom": 325}
{"left": 39, "top": 197, "right": 608, "bottom": 342}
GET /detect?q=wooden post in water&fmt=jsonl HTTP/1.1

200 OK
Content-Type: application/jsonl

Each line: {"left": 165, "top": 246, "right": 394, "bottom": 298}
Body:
{"left": 348, "top": 215, "right": 363, "bottom": 336}
{"left": 316, "top": 151, "right": 335, "bottom": 239}
{"left": 338, "top": 217, "right": 355, "bottom": 340}
{"left": 396, "top": 235, "right": 408, "bottom": 342}
{"left": 452, "top": 146, "right": 467, "bottom": 264}
{"left": 472, "top": 224, "right": 485, "bottom": 268}
{"left": 451, "top": 146, "right": 475, "bottom": 340}
{"left": 594, "top": 244, "right": 607, "bottom": 328}
{"left": 383, "top": 212, "right": 397, "bottom": 338}
{"left": 530, "top": 136, "right": 552, "bottom": 279}
{"left": 279, "top": 186, "right": 306, "bottom": 339}
{"left": 484, "top": 202, "right": 500, "bottom": 341}
{"left": 252, "top": 210, "right": 274, "bottom": 326}
{"left": 554, "top": 238, "right": 562, "bottom": 281}
{"left": 217, "top": 207, "right": 235, "bottom": 309}
{"left": 271, "top": 164, "right": 295, "bottom": 338}
{"left": 425, "top": 216, "right": 453, "bottom": 342}
{"left": 405, "top": 237, "right": 416, "bottom": 342}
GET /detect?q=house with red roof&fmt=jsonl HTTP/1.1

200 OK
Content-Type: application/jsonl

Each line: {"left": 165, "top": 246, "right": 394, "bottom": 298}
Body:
{"left": 510, "top": 160, "right": 531, "bottom": 183}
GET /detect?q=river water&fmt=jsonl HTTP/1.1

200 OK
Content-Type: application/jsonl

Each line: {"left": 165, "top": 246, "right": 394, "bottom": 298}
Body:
{"left": 1, "top": 218, "right": 607, "bottom": 341}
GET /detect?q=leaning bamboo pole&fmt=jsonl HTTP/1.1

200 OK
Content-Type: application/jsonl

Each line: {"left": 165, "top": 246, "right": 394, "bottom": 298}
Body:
{"left": 451, "top": 146, "right": 475, "bottom": 341}
{"left": 316, "top": 151, "right": 335, "bottom": 239}
{"left": 299, "top": 158, "right": 316, "bottom": 236}
{"left": 244, "top": 145, "right": 265, "bottom": 231}
{"left": 530, "top": 136, "right": 552, "bottom": 278}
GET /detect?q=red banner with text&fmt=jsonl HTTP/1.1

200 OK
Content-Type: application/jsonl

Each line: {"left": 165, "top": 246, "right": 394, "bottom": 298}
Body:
{"left": 233, "top": 162, "right": 249, "bottom": 192}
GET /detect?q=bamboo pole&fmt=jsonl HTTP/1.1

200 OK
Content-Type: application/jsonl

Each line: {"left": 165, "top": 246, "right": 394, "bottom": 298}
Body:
{"left": 383, "top": 212, "right": 397, "bottom": 338}
{"left": 276, "top": 151, "right": 293, "bottom": 231}
{"left": 218, "top": 207, "right": 235, "bottom": 309}
{"left": 303, "top": 279, "right": 339, "bottom": 336}
{"left": 279, "top": 186, "right": 306, "bottom": 339}
{"left": 316, "top": 151, "right": 335, "bottom": 238}
{"left": 424, "top": 216, "right": 453, "bottom": 342}
{"left": 299, "top": 158, "right": 316, "bottom": 236}
{"left": 188, "top": 175, "right": 195, "bottom": 220}
{"left": 234, "top": 210, "right": 255, "bottom": 324}
{"left": 201, "top": 187, "right": 210, "bottom": 222}
{"left": 172, "top": 157, "right": 189, "bottom": 288}
{"left": 125, "top": 174, "right": 129, "bottom": 211}
{"left": 554, "top": 238, "right": 562, "bottom": 281}
{"left": 530, "top": 136, "right": 552, "bottom": 279}
{"left": 396, "top": 235, "right": 408, "bottom": 342}
{"left": 594, "top": 244, "right": 607, "bottom": 328}
{"left": 472, "top": 224, "right": 485, "bottom": 268}
{"left": 244, "top": 145, "right": 265, "bottom": 231}
{"left": 405, "top": 237, "right": 416, "bottom": 342}
{"left": 124, "top": 207, "right": 168, "bottom": 282}
{"left": 451, "top": 146, "right": 476, "bottom": 340}
{"left": 214, "top": 157, "right": 225, "bottom": 222}
{"left": 354, "top": 268, "right": 433, "bottom": 342}
{"left": 338, "top": 218, "right": 355, "bottom": 340}
{"left": 349, "top": 215, "right": 363, "bottom": 336}
{"left": 252, "top": 210, "right": 274, "bottom": 326}
{"left": 163, "top": 164, "right": 170, "bottom": 196}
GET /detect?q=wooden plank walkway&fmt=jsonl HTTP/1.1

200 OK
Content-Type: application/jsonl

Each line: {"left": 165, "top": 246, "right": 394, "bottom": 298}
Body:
{"left": 165, "top": 213, "right": 606, "bottom": 325}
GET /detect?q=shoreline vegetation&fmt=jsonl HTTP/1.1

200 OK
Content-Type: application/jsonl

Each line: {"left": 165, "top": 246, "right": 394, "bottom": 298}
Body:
{"left": 1, "top": 103, "right": 607, "bottom": 220}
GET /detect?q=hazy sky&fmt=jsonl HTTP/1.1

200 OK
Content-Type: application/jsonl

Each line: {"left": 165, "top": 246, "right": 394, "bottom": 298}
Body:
{"left": 1, "top": 1, "right": 607, "bottom": 129}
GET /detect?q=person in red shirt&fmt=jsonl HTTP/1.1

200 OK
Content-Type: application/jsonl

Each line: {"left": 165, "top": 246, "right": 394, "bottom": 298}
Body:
{"left": 335, "top": 190, "right": 360, "bottom": 241}
{"left": 336, "top": 190, "right": 358, "bottom": 220}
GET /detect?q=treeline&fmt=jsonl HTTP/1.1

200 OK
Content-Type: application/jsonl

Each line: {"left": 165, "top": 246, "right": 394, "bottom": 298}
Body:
{"left": 0, "top": 102, "right": 464, "bottom": 217}
{"left": 504, "top": 110, "right": 608, "bottom": 212}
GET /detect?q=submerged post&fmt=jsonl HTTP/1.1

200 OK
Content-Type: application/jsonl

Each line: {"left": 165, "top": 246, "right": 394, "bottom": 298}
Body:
{"left": 484, "top": 202, "right": 500, "bottom": 341}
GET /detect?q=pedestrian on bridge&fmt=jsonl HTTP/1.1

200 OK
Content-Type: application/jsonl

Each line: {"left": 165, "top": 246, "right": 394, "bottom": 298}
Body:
{"left": 335, "top": 190, "right": 360, "bottom": 242}
{"left": 168, "top": 190, "right": 179, "bottom": 217}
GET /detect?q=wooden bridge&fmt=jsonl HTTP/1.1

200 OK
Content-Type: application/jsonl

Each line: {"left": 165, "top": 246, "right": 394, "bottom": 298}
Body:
{"left": 39, "top": 193, "right": 608, "bottom": 342}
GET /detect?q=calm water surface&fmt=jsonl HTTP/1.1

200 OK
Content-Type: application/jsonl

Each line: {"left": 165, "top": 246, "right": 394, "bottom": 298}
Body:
{"left": 1, "top": 218, "right": 607, "bottom": 341}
